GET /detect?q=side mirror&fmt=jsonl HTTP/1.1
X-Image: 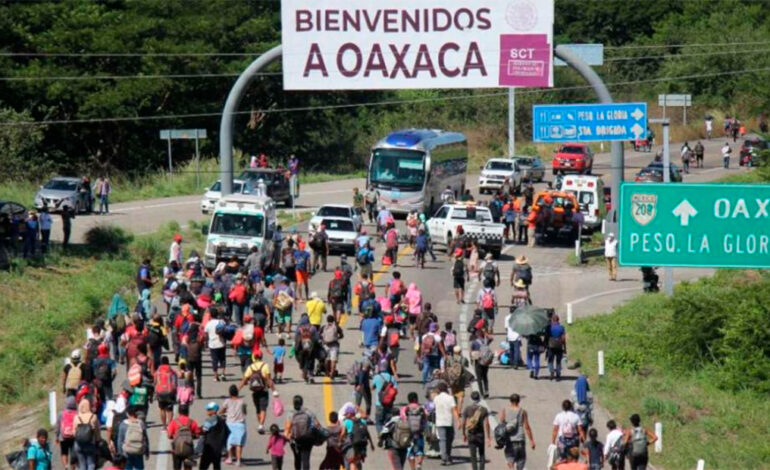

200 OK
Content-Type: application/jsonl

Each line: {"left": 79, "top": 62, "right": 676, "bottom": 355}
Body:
{"left": 201, "top": 226, "right": 209, "bottom": 235}
{"left": 311, "top": 211, "right": 316, "bottom": 217}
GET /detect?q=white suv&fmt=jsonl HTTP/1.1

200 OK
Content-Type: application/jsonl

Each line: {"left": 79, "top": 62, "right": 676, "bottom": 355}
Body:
{"left": 478, "top": 158, "right": 522, "bottom": 194}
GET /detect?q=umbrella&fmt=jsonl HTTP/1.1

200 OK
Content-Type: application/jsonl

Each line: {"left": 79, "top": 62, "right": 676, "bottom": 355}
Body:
{"left": 507, "top": 305, "right": 551, "bottom": 336}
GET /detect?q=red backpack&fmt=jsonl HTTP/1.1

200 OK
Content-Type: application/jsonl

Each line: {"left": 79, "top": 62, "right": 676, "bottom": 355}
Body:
{"left": 379, "top": 377, "right": 398, "bottom": 407}
{"left": 155, "top": 367, "right": 177, "bottom": 397}
{"left": 60, "top": 409, "right": 77, "bottom": 439}
{"left": 389, "top": 280, "right": 405, "bottom": 296}
{"left": 481, "top": 290, "right": 495, "bottom": 310}
{"left": 386, "top": 229, "right": 398, "bottom": 249}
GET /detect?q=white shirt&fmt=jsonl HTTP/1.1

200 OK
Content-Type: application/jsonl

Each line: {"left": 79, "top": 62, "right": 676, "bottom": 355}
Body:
{"left": 604, "top": 429, "right": 624, "bottom": 457}
{"left": 504, "top": 314, "right": 520, "bottom": 342}
{"left": 205, "top": 319, "right": 225, "bottom": 349}
{"left": 169, "top": 241, "right": 182, "bottom": 264}
{"left": 553, "top": 411, "right": 581, "bottom": 438}
{"left": 433, "top": 392, "right": 456, "bottom": 427}
{"left": 706, "top": 120, "right": 713, "bottom": 131}
{"left": 605, "top": 238, "right": 618, "bottom": 258}
{"left": 39, "top": 213, "right": 53, "bottom": 230}
{"left": 722, "top": 145, "right": 732, "bottom": 157}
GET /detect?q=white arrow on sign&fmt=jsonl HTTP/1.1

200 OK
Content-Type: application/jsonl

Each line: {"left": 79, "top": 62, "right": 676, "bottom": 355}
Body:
{"left": 673, "top": 199, "right": 698, "bottom": 226}
{"left": 632, "top": 108, "right": 645, "bottom": 121}
{"left": 631, "top": 123, "right": 645, "bottom": 138}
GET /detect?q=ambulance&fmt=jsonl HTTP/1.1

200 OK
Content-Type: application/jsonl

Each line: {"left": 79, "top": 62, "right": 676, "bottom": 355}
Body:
{"left": 561, "top": 175, "right": 606, "bottom": 231}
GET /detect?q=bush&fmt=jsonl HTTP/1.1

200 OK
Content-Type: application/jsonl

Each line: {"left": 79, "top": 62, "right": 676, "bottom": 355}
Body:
{"left": 84, "top": 225, "right": 133, "bottom": 256}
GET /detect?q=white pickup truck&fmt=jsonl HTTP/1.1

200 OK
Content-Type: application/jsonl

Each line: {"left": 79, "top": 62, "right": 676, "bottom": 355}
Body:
{"left": 427, "top": 203, "right": 505, "bottom": 258}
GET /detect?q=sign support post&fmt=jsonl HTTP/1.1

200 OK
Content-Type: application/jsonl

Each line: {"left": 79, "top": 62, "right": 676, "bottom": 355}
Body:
{"left": 166, "top": 136, "right": 173, "bottom": 181}
{"left": 508, "top": 89, "right": 515, "bottom": 158}
{"left": 194, "top": 129, "right": 201, "bottom": 189}
{"left": 661, "top": 120, "right": 674, "bottom": 296}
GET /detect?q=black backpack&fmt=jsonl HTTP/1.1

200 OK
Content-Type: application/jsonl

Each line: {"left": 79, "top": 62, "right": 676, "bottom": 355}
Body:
{"left": 351, "top": 419, "right": 370, "bottom": 447}
{"left": 452, "top": 258, "right": 464, "bottom": 277}
{"left": 186, "top": 340, "right": 202, "bottom": 363}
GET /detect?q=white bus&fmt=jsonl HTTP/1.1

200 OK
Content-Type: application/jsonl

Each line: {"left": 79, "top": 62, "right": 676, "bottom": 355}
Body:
{"left": 368, "top": 129, "right": 468, "bottom": 215}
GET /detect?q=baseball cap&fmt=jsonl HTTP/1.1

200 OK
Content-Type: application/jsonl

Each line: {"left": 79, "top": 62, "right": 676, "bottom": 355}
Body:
{"left": 206, "top": 402, "right": 219, "bottom": 412}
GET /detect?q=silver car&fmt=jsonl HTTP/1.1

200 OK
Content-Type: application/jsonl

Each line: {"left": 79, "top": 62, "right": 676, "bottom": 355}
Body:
{"left": 34, "top": 177, "right": 91, "bottom": 213}
{"left": 514, "top": 156, "right": 546, "bottom": 182}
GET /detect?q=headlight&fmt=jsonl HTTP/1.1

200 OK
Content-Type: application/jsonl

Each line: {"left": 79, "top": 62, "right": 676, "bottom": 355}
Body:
{"left": 206, "top": 242, "right": 216, "bottom": 253}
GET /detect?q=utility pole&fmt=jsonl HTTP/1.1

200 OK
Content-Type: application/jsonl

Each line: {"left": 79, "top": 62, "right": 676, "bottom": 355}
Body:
{"left": 508, "top": 88, "right": 515, "bottom": 157}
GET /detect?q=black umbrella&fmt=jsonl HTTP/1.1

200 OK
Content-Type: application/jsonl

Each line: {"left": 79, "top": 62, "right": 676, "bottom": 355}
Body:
{"left": 506, "top": 305, "right": 551, "bottom": 336}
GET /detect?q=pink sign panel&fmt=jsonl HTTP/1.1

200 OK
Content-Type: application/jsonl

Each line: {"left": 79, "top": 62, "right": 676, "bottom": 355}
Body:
{"left": 498, "top": 34, "right": 551, "bottom": 87}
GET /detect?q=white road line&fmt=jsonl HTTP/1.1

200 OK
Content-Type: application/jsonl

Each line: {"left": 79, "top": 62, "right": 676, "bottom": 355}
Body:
{"left": 567, "top": 286, "right": 640, "bottom": 306}
{"left": 155, "top": 431, "right": 170, "bottom": 470}
{"left": 121, "top": 201, "right": 199, "bottom": 212}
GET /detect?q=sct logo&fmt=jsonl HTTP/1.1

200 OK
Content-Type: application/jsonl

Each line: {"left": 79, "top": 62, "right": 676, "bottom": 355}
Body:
{"left": 631, "top": 194, "right": 657, "bottom": 226}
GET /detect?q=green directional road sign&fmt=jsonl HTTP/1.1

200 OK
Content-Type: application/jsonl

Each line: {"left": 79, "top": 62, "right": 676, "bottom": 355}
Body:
{"left": 619, "top": 182, "right": 770, "bottom": 268}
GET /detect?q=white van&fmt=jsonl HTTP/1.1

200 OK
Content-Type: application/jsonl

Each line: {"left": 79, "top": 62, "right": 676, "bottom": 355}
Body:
{"left": 562, "top": 175, "right": 606, "bottom": 230}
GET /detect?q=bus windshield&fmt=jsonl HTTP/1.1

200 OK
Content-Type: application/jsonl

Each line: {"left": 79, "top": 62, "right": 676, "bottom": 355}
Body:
{"left": 211, "top": 213, "right": 264, "bottom": 237}
{"left": 370, "top": 149, "right": 425, "bottom": 190}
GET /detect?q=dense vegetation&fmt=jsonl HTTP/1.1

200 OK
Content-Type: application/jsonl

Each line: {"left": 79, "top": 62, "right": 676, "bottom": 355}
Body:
{"left": 1, "top": 0, "right": 769, "bottom": 182}
{"left": 570, "top": 270, "right": 770, "bottom": 469}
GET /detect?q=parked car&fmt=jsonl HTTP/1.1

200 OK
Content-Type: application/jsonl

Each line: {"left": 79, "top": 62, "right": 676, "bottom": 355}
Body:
{"left": 633, "top": 162, "right": 683, "bottom": 183}
{"left": 514, "top": 155, "right": 546, "bottom": 182}
{"left": 34, "top": 177, "right": 91, "bottom": 213}
{"left": 201, "top": 179, "right": 248, "bottom": 214}
{"left": 552, "top": 143, "right": 594, "bottom": 175}
{"left": 317, "top": 217, "right": 358, "bottom": 255}
{"left": 310, "top": 204, "right": 362, "bottom": 233}
{"left": 739, "top": 137, "right": 769, "bottom": 166}
{"left": 478, "top": 158, "right": 523, "bottom": 194}
{"left": 238, "top": 168, "right": 294, "bottom": 207}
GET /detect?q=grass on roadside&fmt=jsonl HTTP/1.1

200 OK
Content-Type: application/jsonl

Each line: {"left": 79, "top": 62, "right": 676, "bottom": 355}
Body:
{"left": 568, "top": 273, "right": 770, "bottom": 469}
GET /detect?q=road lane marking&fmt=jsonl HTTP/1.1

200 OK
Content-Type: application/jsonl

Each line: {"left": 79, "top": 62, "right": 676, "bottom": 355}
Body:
{"left": 567, "top": 286, "right": 640, "bottom": 306}
{"left": 154, "top": 430, "right": 170, "bottom": 470}
{"left": 322, "top": 243, "right": 413, "bottom": 423}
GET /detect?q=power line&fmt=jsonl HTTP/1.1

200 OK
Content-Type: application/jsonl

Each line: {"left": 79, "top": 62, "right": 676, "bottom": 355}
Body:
{"left": 2, "top": 65, "right": 770, "bottom": 127}
{"left": 4, "top": 46, "right": 770, "bottom": 82}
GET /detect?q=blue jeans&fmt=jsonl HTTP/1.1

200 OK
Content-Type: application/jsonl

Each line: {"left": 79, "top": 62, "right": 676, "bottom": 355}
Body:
{"left": 422, "top": 355, "right": 441, "bottom": 384}
{"left": 508, "top": 339, "right": 522, "bottom": 368}
{"left": 548, "top": 348, "right": 563, "bottom": 378}
{"left": 99, "top": 194, "right": 109, "bottom": 214}
{"left": 526, "top": 348, "right": 541, "bottom": 378}
{"left": 232, "top": 302, "right": 246, "bottom": 325}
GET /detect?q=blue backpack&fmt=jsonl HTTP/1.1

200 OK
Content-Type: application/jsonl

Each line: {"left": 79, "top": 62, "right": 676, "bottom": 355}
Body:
{"left": 356, "top": 248, "right": 370, "bottom": 265}
{"left": 415, "top": 234, "right": 428, "bottom": 251}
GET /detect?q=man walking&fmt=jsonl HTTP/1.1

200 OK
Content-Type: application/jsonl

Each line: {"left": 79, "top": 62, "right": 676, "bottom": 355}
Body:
{"left": 434, "top": 382, "right": 460, "bottom": 466}
{"left": 721, "top": 142, "right": 732, "bottom": 169}
{"left": 499, "top": 394, "right": 535, "bottom": 470}
{"left": 95, "top": 176, "right": 111, "bottom": 215}
{"left": 462, "top": 391, "right": 491, "bottom": 470}
{"left": 39, "top": 207, "right": 52, "bottom": 254}
{"left": 604, "top": 233, "right": 618, "bottom": 281}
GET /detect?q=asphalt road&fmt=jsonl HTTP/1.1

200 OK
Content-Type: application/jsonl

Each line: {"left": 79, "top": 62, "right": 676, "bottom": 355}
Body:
{"left": 38, "top": 138, "right": 745, "bottom": 470}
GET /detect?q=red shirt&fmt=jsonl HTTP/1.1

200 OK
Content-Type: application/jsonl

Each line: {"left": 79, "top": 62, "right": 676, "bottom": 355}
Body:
{"left": 167, "top": 415, "right": 201, "bottom": 439}
{"left": 228, "top": 284, "right": 248, "bottom": 305}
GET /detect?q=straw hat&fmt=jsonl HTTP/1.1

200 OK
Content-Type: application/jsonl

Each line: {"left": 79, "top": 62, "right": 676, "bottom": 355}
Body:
{"left": 514, "top": 279, "right": 527, "bottom": 288}
{"left": 515, "top": 255, "right": 529, "bottom": 265}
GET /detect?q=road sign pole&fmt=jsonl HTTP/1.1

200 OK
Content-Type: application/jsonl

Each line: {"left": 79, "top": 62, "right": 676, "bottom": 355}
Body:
{"left": 683, "top": 104, "right": 687, "bottom": 128}
{"left": 661, "top": 121, "right": 674, "bottom": 296}
{"left": 194, "top": 131, "right": 201, "bottom": 190}
{"left": 166, "top": 136, "right": 173, "bottom": 181}
{"left": 662, "top": 95, "right": 667, "bottom": 120}
{"left": 508, "top": 88, "right": 515, "bottom": 157}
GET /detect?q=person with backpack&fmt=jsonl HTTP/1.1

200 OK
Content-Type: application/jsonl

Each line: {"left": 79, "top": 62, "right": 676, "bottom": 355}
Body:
{"left": 470, "top": 330, "right": 494, "bottom": 398}
{"left": 462, "top": 391, "right": 491, "bottom": 470}
{"left": 74, "top": 398, "right": 101, "bottom": 470}
{"left": 310, "top": 224, "right": 330, "bottom": 274}
{"left": 183, "top": 321, "right": 204, "bottom": 399}
{"left": 295, "top": 315, "right": 319, "bottom": 384}
{"left": 580, "top": 428, "right": 604, "bottom": 470}
{"left": 55, "top": 396, "right": 78, "bottom": 469}
{"left": 272, "top": 276, "right": 296, "bottom": 336}
{"left": 402, "top": 283, "right": 423, "bottom": 340}
{"left": 239, "top": 349, "right": 274, "bottom": 434}
{"left": 551, "top": 400, "right": 585, "bottom": 461}
{"left": 476, "top": 284, "right": 498, "bottom": 331}
{"left": 396, "top": 392, "right": 426, "bottom": 470}
{"left": 319, "top": 411, "right": 345, "bottom": 470}
{"left": 420, "top": 322, "right": 445, "bottom": 385}
{"left": 228, "top": 274, "right": 249, "bottom": 326}
{"left": 414, "top": 228, "right": 429, "bottom": 268}
{"left": 360, "top": 305, "right": 383, "bottom": 351}
{"left": 356, "top": 243, "right": 375, "bottom": 280}
{"left": 526, "top": 329, "right": 545, "bottom": 380}
{"left": 135, "top": 258, "right": 155, "bottom": 296}
{"left": 166, "top": 404, "right": 200, "bottom": 470}
{"left": 27, "top": 428, "right": 53, "bottom": 470}
{"left": 327, "top": 271, "right": 346, "bottom": 322}
{"left": 499, "top": 393, "right": 535, "bottom": 470}
{"left": 203, "top": 310, "right": 227, "bottom": 383}
{"left": 384, "top": 222, "right": 400, "bottom": 266}
{"left": 293, "top": 244, "right": 312, "bottom": 301}
{"left": 415, "top": 303, "right": 437, "bottom": 339}
{"left": 63, "top": 349, "right": 87, "bottom": 397}
{"left": 341, "top": 406, "right": 375, "bottom": 470}
{"left": 284, "top": 395, "right": 321, "bottom": 470}
{"left": 622, "top": 414, "right": 657, "bottom": 470}
{"left": 604, "top": 420, "right": 626, "bottom": 470}
{"left": 199, "top": 403, "right": 229, "bottom": 470}
{"left": 146, "top": 314, "right": 167, "bottom": 372}
{"left": 220, "top": 385, "right": 248, "bottom": 466}
{"left": 547, "top": 315, "right": 567, "bottom": 381}
{"left": 451, "top": 251, "right": 469, "bottom": 304}
{"left": 321, "top": 315, "right": 344, "bottom": 378}
{"left": 478, "top": 253, "right": 500, "bottom": 287}
{"left": 444, "top": 347, "right": 471, "bottom": 410}
{"left": 373, "top": 362, "right": 398, "bottom": 433}
{"left": 154, "top": 356, "right": 178, "bottom": 427}
{"left": 511, "top": 256, "right": 533, "bottom": 289}
{"left": 433, "top": 382, "right": 460, "bottom": 466}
